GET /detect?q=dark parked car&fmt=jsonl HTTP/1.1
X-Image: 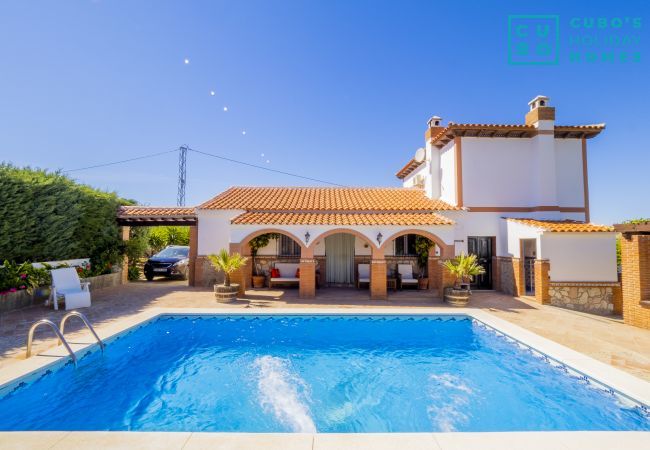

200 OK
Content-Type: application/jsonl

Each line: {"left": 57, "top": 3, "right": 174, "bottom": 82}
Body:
{"left": 144, "top": 245, "right": 190, "bottom": 281}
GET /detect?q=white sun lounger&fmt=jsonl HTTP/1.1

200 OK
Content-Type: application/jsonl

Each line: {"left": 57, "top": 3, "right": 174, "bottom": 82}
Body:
{"left": 51, "top": 267, "right": 91, "bottom": 310}
{"left": 357, "top": 263, "right": 370, "bottom": 288}
{"left": 398, "top": 264, "right": 419, "bottom": 289}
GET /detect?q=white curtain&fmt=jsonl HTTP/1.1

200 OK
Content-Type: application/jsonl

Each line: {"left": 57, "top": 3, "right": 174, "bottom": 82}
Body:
{"left": 325, "top": 234, "right": 355, "bottom": 285}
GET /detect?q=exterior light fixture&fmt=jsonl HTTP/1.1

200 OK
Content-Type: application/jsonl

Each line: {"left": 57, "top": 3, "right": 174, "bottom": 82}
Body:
{"left": 376, "top": 232, "right": 383, "bottom": 245}
{"left": 305, "top": 231, "right": 311, "bottom": 244}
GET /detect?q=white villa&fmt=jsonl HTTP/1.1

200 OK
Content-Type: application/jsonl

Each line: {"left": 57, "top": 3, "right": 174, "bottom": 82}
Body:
{"left": 118, "top": 96, "right": 620, "bottom": 314}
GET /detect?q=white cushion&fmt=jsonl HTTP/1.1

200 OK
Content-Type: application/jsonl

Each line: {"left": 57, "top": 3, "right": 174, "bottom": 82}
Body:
{"left": 270, "top": 277, "right": 299, "bottom": 282}
{"left": 401, "top": 279, "right": 418, "bottom": 284}
{"left": 398, "top": 264, "right": 415, "bottom": 280}
{"left": 358, "top": 278, "right": 370, "bottom": 283}
{"left": 274, "top": 263, "right": 300, "bottom": 278}
{"left": 358, "top": 264, "right": 370, "bottom": 278}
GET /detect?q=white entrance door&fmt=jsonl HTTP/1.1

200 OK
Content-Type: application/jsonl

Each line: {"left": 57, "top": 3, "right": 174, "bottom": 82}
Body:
{"left": 325, "top": 234, "right": 355, "bottom": 285}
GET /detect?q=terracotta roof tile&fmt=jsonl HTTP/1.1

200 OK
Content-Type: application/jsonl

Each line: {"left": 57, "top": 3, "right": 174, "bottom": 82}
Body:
{"left": 199, "top": 187, "right": 459, "bottom": 212}
{"left": 507, "top": 218, "right": 613, "bottom": 233}
{"left": 118, "top": 206, "right": 196, "bottom": 217}
{"left": 395, "top": 158, "right": 424, "bottom": 179}
{"left": 232, "top": 212, "right": 454, "bottom": 226}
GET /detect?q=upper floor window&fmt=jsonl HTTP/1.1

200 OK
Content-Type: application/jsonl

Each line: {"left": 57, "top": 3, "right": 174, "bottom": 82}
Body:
{"left": 278, "top": 235, "right": 301, "bottom": 257}
{"left": 394, "top": 234, "right": 417, "bottom": 256}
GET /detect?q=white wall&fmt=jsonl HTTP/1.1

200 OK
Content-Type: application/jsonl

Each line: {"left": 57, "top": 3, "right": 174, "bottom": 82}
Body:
{"left": 439, "top": 142, "right": 457, "bottom": 205}
{"left": 196, "top": 209, "right": 245, "bottom": 255}
{"left": 540, "top": 233, "right": 618, "bottom": 282}
{"left": 554, "top": 139, "right": 586, "bottom": 207}
{"left": 442, "top": 210, "right": 585, "bottom": 257}
{"left": 505, "top": 220, "right": 541, "bottom": 258}
{"left": 461, "top": 137, "right": 536, "bottom": 207}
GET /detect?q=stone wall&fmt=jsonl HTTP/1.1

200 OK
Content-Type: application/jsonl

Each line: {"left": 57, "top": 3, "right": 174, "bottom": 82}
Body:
{"left": 549, "top": 282, "right": 619, "bottom": 315}
{"left": 498, "top": 257, "right": 515, "bottom": 295}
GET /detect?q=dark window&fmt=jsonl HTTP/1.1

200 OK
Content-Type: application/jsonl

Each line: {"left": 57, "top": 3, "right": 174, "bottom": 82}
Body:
{"left": 394, "top": 234, "right": 417, "bottom": 256}
{"left": 278, "top": 235, "right": 300, "bottom": 256}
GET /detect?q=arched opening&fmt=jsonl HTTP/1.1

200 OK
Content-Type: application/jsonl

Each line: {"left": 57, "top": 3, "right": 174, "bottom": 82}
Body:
{"left": 235, "top": 229, "right": 308, "bottom": 292}
{"left": 379, "top": 229, "right": 451, "bottom": 292}
{"left": 308, "top": 229, "right": 378, "bottom": 290}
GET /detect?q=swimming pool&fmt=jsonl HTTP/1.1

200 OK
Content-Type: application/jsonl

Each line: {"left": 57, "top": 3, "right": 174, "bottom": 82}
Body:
{"left": 0, "top": 314, "right": 648, "bottom": 432}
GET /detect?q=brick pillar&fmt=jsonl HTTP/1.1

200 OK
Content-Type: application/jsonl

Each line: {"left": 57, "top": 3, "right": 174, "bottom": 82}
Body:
{"left": 620, "top": 234, "right": 650, "bottom": 329}
{"left": 299, "top": 259, "right": 317, "bottom": 298}
{"left": 120, "top": 226, "right": 130, "bottom": 284}
{"left": 512, "top": 257, "right": 525, "bottom": 297}
{"left": 188, "top": 224, "right": 198, "bottom": 286}
{"left": 370, "top": 259, "right": 387, "bottom": 300}
{"left": 428, "top": 256, "right": 439, "bottom": 292}
{"left": 534, "top": 259, "right": 550, "bottom": 304}
{"left": 492, "top": 256, "right": 500, "bottom": 291}
{"left": 439, "top": 259, "right": 456, "bottom": 298}
{"left": 229, "top": 243, "right": 251, "bottom": 296}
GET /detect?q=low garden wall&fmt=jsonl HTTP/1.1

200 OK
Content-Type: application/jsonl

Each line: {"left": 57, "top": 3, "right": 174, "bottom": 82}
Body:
{"left": 548, "top": 282, "right": 622, "bottom": 316}
{"left": 0, "top": 271, "right": 122, "bottom": 313}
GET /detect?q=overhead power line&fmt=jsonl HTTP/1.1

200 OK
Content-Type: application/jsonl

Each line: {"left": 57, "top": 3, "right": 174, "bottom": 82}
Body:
{"left": 188, "top": 148, "right": 346, "bottom": 187}
{"left": 61, "top": 149, "right": 178, "bottom": 173}
{"left": 61, "top": 146, "right": 345, "bottom": 187}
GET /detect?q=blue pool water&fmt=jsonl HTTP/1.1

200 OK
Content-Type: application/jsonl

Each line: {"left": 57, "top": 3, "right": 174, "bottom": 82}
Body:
{"left": 0, "top": 315, "right": 648, "bottom": 432}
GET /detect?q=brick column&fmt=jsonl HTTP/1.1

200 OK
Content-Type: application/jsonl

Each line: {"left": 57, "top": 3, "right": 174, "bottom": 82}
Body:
{"left": 534, "top": 259, "right": 550, "bottom": 304}
{"left": 299, "top": 259, "right": 317, "bottom": 298}
{"left": 512, "top": 257, "right": 525, "bottom": 297}
{"left": 620, "top": 234, "right": 650, "bottom": 329}
{"left": 229, "top": 243, "right": 251, "bottom": 296}
{"left": 188, "top": 224, "right": 198, "bottom": 286}
{"left": 370, "top": 259, "right": 387, "bottom": 300}
{"left": 120, "top": 226, "right": 130, "bottom": 284}
{"left": 439, "top": 259, "right": 456, "bottom": 299}
{"left": 428, "top": 256, "right": 439, "bottom": 292}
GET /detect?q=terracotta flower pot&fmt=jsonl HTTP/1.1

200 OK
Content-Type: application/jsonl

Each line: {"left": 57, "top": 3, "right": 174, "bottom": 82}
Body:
{"left": 444, "top": 286, "right": 471, "bottom": 307}
{"left": 252, "top": 275, "right": 266, "bottom": 288}
{"left": 214, "top": 284, "right": 240, "bottom": 303}
{"left": 417, "top": 278, "right": 429, "bottom": 290}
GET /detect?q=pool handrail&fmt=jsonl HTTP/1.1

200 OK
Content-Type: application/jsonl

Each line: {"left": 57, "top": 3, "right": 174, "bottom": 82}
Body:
{"left": 58, "top": 311, "right": 105, "bottom": 352}
{"left": 26, "top": 319, "right": 77, "bottom": 367}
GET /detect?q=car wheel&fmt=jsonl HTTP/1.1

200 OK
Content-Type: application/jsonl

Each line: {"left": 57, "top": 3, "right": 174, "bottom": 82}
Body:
{"left": 145, "top": 272, "right": 154, "bottom": 281}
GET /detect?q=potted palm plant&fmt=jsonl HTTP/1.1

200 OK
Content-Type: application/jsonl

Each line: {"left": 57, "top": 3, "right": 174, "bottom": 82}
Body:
{"left": 443, "top": 253, "right": 485, "bottom": 306}
{"left": 208, "top": 249, "right": 248, "bottom": 303}
{"left": 249, "top": 233, "right": 278, "bottom": 288}
{"left": 415, "top": 236, "right": 434, "bottom": 290}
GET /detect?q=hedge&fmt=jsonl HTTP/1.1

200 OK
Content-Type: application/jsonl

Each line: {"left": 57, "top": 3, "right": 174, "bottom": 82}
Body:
{"left": 0, "top": 164, "right": 132, "bottom": 271}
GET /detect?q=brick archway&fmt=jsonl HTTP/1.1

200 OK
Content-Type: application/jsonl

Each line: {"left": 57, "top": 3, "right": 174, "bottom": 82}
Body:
{"left": 379, "top": 228, "right": 453, "bottom": 258}
{"left": 379, "top": 228, "right": 454, "bottom": 296}
{"left": 308, "top": 228, "right": 380, "bottom": 256}
{"left": 231, "top": 228, "right": 314, "bottom": 298}
{"left": 236, "top": 228, "right": 310, "bottom": 256}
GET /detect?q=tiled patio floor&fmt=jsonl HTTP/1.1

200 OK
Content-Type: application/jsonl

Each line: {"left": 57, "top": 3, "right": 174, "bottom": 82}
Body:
{"left": 1, "top": 280, "right": 650, "bottom": 382}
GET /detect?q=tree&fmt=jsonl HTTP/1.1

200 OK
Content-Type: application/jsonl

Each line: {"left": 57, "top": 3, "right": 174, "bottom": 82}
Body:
{"left": 414, "top": 236, "right": 435, "bottom": 278}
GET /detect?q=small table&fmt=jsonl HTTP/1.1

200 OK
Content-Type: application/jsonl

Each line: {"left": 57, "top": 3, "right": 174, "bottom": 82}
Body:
{"left": 386, "top": 278, "right": 397, "bottom": 292}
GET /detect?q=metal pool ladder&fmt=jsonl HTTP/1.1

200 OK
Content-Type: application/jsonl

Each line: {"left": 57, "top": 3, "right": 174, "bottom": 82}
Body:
{"left": 26, "top": 319, "right": 77, "bottom": 367}
{"left": 58, "top": 311, "right": 105, "bottom": 353}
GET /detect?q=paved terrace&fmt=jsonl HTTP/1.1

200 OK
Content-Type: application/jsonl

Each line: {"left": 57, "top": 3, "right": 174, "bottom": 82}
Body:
{"left": 1, "top": 281, "right": 649, "bottom": 382}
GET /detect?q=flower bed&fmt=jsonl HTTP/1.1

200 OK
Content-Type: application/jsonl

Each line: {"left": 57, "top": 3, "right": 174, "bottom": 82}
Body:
{"left": 0, "top": 271, "right": 122, "bottom": 313}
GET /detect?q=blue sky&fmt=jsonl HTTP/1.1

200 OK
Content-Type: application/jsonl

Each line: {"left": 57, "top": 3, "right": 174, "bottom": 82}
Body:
{"left": 0, "top": 0, "right": 647, "bottom": 224}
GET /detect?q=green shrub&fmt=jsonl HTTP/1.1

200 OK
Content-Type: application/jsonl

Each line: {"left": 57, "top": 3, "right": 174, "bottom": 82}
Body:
{"left": 0, "top": 164, "right": 132, "bottom": 269}
{"left": 127, "top": 265, "right": 141, "bottom": 281}
{"left": 148, "top": 226, "right": 190, "bottom": 254}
